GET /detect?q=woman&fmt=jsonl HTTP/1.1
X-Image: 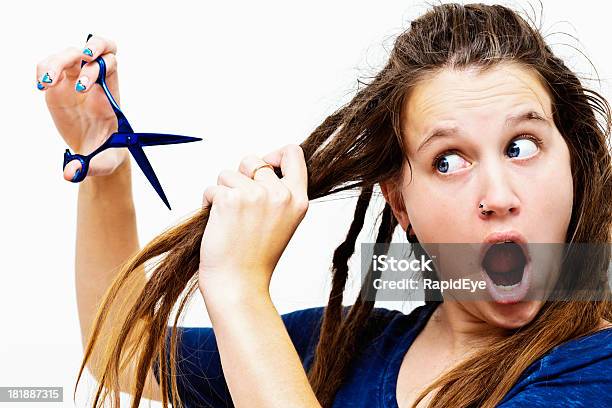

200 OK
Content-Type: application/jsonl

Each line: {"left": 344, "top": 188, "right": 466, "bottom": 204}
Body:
{"left": 37, "top": 3, "right": 611, "bottom": 408}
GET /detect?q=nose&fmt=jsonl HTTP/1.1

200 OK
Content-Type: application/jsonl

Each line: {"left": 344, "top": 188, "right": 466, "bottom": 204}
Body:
{"left": 478, "top": 160, "right": 521, "bottom": 220}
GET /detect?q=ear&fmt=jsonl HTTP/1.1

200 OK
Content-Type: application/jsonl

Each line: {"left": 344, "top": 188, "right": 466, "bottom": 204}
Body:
{"left": 380, "top": 178, "right": 410, "bottom": 231}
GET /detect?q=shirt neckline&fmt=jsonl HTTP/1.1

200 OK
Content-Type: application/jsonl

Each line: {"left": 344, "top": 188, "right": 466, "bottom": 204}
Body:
{"left": 380, "top": 304, "right": 612, "bottom": 408}
{"left": 381, "top": 302, "right": 440, "bottom": 408}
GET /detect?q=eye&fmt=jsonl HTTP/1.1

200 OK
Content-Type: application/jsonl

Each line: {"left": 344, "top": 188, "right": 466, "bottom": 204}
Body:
{"left": 433, "top": 151, "right": 468, "bottom": 174}
{"left": 432, "top": 134, "right": 543, "bottom": 175}
{"left": 507, "top": 135, "right": 540, "bottom": 159}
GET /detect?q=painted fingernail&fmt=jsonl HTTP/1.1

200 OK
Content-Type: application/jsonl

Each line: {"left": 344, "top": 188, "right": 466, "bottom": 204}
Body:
{"left": 83, "top": 47, "right": 93, "bottom": 57}
{"left": 71, "top": 168, "right": 81, "bottom": 182}
{"left": 41, "top": 72, "right": 53, "bottom": 84}
{"left": 75, "top": 77, "right": 88, "bottom": 92}
{"left": 37, "top": 80, "right": 45, "bottom": 90}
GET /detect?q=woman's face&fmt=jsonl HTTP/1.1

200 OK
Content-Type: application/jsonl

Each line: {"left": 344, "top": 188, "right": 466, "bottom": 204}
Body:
{"left": 384, "top": 62, "right": 574, "bottom": 329}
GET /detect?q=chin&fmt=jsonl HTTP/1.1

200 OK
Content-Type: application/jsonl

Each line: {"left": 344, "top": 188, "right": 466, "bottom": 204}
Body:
{"left": 482, "top": 300, "right": 542, "bottom": 329}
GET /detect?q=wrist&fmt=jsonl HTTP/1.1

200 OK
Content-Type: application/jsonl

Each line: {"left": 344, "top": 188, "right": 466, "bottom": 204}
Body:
{"left": 79, "top": 156, "right": 133, "bottom": 202}
{"left": 204, "top": 290, "right": 274, "bottom": 325}
{"left": 200, "top": 275, "right": 272, "bottom": 311}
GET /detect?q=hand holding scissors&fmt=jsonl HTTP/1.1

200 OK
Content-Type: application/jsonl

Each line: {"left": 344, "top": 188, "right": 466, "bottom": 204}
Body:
{"left": 38, "top": 34, "right": 202, "bottom": 210}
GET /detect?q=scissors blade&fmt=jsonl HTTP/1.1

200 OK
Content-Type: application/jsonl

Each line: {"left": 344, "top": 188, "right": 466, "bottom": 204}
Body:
{"left": 130, "top": 133, "right": 202, "bottom": 147}
{"left": 128, "top": 144, "right": 172, "bottom": 210}
{"left": 106, "top": 133, "right": 201, "bottom": 148}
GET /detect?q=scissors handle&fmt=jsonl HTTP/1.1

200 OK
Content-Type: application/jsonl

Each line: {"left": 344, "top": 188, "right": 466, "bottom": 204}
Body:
{"left": 91, "top": 57, "right": 133, "bottom": 134}
{"left": 62, "top": 130, "right": 124, "bottom": 182}
{"left": 63, "top": 150, "right": 89, "bottom": 183}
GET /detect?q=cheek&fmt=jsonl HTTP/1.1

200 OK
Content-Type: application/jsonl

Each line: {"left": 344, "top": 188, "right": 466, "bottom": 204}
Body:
{"left": 402, "top": 170, "right": 467, "bottom": 243}
{"left": 540, "top": 177, "right": 573, "bottom": 238}
{"left": 528, "top": 141, "right": 574, "bottom": 241}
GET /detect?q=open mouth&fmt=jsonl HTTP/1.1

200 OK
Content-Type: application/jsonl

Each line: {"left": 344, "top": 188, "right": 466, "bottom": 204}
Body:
{"left": 481, "top": 241, "right": 526, "bottom": 288}
{"left": 479, "top": 239, "right": 531, "bottom": 303}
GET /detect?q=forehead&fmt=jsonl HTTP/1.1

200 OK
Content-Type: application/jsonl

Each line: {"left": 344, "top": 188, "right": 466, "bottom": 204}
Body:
{"left": 402, "top": 63, "right": 553, "bottom": 151}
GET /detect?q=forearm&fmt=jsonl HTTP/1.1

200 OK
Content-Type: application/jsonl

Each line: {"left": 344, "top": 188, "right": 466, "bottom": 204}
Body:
{"left": 74, "top": 158, "right": 145, "bottom": 370}
{"left": 204, "top": 287, "right": 322, "bottom": 408}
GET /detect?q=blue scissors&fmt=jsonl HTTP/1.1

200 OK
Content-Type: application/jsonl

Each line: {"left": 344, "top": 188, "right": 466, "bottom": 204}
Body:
{"left": 63, "top": 34, "right": 202, "bottom": 210}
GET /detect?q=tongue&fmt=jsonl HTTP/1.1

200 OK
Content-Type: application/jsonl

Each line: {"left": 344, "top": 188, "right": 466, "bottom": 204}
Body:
{"left": 482, "top": 242, "right": 525, "bottom": 274}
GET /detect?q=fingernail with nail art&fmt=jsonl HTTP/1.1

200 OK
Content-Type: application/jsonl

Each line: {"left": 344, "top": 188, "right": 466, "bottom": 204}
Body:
{"left": 37, "top": 81, "right": 45, "bottom": 90}
{"left": 75, "top": 77, "right": 88, "bottom": 92}
{"left": 83, "top": 47, "right": 93, "bottom": 57}
{"left": 42, "top": 72, "right": 53, "bottom": 83}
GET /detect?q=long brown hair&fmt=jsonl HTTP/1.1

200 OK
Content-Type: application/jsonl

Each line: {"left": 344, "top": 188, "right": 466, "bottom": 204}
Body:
{"left": 75, "top": 3, "right": 612, "bottom": 407}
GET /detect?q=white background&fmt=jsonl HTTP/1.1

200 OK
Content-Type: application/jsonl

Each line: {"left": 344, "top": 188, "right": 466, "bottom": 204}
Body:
{"left": 1, "top": 0, "right": 610, "bottom": 407}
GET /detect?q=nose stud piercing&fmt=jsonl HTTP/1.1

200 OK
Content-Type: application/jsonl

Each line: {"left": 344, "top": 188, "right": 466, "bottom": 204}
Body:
{"left": 479, "top": 202, "right": 491, "bottom": 215}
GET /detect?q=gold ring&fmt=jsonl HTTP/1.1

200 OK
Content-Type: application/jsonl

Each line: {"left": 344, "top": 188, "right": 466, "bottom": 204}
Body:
{"left": 251, "top": 163, "right": 274, "bottom": 179}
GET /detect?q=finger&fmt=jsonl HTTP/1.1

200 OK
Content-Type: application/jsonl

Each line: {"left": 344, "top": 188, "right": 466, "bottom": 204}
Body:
{"left": 36, "top": 47, "right": 82, "bottom": 91}
{"left": 238, "top": 155, "right": 279, "bottom": 183}
{"left": 62, "top": 159, "right": 83, "bottom": 182}
{"left": 81, "top": 35, "right": 118, "bottom": 63}
{"left": 62, "top": 149, "right": 125, "bottom": 181}
{"left": 74, "top": 52, "right": 117, "bottom": 93}
{"left": 216, "top": 168, "right": 258, "bottom": 188}
{"left": 202, "top": 185, "right": 232, "bottom": 208}
{"left": 261, "top": 144, "right": 308, "bottom": 191}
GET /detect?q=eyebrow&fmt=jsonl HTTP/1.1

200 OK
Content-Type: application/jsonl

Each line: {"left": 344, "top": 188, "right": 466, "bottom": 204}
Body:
{"left": 416, "top": 110, "right": 550, "bottom": 154}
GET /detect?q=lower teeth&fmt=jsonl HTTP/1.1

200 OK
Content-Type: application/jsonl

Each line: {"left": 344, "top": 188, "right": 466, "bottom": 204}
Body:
{"left": 492, "top": 282, "right": 520, "bottom": 291}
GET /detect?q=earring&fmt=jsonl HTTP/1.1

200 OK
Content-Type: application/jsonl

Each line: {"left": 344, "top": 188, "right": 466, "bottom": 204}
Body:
{"left": 406, "top": 223, "right": 419, "bottom": 243}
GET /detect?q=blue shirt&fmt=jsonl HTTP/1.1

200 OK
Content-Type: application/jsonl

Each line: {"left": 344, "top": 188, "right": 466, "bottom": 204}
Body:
{"left": 152, "top": 302, "right": 612, "bottom": 407}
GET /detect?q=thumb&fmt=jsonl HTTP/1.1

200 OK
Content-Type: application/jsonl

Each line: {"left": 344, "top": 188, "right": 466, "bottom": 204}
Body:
{"left": 63, "top": 160, "right": 83, "bottom": 182}
{"left": 62, "top": 149, "right": 127, "bottom": 182}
